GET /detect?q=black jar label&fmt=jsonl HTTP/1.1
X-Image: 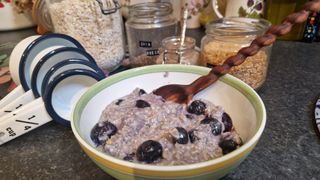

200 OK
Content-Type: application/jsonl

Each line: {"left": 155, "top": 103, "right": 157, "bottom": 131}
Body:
{"left": 146, "top": 49, "right": 159, "bottom": 56}
{"left": 139, "top": 41, "right": 152, "bottom": 48}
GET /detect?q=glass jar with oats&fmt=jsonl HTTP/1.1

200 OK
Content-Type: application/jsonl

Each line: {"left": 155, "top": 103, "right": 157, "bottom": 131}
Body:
{"left": 46, "top": 0, "right": 125, "bottom": 72}
{"left": 200, "top": 17, "right": 272, "bottom": 90}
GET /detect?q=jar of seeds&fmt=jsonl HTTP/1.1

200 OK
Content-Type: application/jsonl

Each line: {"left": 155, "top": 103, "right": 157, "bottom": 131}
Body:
{"left": 201, "top": 17, "right": 272, "bottom": 90}
{"left": 46, "top": 0, "right": 125, "bottom": 72}
{"left": 125, "top": 2, "right": 178, "bottom": 67}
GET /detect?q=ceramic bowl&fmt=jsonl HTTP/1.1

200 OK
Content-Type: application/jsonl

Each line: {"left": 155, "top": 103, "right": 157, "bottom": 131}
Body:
{"left": 0, "top": 3, "right": 35, "bottom": 31}
{"left": 71, "top": 64, "right": 266, "bottom": 179}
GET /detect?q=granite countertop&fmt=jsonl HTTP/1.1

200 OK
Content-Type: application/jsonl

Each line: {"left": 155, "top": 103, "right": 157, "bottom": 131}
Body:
{"left": 0, "top": 28, "right": 319, "bottom": 180}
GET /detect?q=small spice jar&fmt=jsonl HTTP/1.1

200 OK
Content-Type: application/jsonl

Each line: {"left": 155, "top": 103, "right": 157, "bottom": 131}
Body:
{"left": 45, "top": 0, "right": 125, "bottom": 72}
{"left": 201, "top": 17, "right": 272, "bottom": 89}
{"left": 125, "top": 2, "right": 178, "bottom": 67}
{"left": 156, "top": 36, "right": 200, "bottom": 65}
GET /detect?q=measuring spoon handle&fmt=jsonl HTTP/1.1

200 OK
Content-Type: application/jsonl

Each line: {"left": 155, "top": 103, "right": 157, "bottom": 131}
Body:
{"left": 0, "top": 98, "right": 52, "bottom": 145}
{"left": 0, "top": 85, "right": 25, "bottom": 109}
{"left": 0, "top": 90, "right": 35, "bottom": 118}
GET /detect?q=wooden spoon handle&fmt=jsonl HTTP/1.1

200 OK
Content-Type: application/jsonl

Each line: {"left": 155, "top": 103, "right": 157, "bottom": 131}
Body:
{"left": 187, "top": 0, "right": 320, "bottom": 95}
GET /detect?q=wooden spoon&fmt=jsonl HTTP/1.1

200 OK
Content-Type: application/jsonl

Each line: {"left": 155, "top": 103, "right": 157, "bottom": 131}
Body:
{"left": 154, "top": 0, "right": 320, "bottom": 104}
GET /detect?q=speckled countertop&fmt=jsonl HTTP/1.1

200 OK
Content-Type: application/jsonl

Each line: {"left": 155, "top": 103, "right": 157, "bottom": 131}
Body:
{"left": 0, "top": 28, "right": 319, "bottom": 180}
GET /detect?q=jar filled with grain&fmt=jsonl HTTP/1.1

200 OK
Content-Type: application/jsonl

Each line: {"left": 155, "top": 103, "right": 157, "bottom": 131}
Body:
{"left": 46, "top": 0, "right": 125, "bottom": 72}
{"left": 125, "top": 2, "right": 178, "bottom": 67}
{"left": 156, "top": 36, "right": 200, "bottom": 65}
{"left": 201, "top": 17, "right": 272, "bottom": 90}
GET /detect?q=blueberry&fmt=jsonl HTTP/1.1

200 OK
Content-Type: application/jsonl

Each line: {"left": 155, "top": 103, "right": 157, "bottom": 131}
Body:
{"left": 201, "top": 117, "right": 222, "bottom": 136}
{"left": 123, "top": 153, "right": 135, "bottom": 162}
{"left": 139, "top": 89, "right": 146, "bottom": 95}
{"left": 219, "top": 139, "right": 238, "bottom": 155}
{"left": 188, "top": 130, "right": 200, "bottom": 143}
{"left": 185, "top": 114, "right": 193, "bottom": 119}
{"left": 136, "top": 100, "right": 151, "bottom": 108}
{"left": 136, "top": 140, "right": 163, "bottom": 163}
{"left": 172, "top": 127, "right": 188, "bottom": 144}
{"left": 187, "top": 100, "right": 206, "bottom": 115}
{"left": 222, "top": 112, "right": 233, "bottom": 132}
{"left": 90, "top": 121, "right": 118, "bottom": 146}
{"left": 115, "top": 99, "right": 123, "bottom": 105}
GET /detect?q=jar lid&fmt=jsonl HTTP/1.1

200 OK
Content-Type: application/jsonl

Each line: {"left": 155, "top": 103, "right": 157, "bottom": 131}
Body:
{"left": 206, "top": 17, "right": 271, "bottom": 37}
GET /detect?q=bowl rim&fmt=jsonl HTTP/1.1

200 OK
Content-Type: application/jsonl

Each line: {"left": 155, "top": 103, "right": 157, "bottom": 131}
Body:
{"left": 71, "top": 64, "right": 266, "bottom": 172}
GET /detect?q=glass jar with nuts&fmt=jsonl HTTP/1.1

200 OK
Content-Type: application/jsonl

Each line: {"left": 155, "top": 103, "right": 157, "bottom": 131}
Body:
{"left": 200, "top": 17, "right": 272, "bottom": 90}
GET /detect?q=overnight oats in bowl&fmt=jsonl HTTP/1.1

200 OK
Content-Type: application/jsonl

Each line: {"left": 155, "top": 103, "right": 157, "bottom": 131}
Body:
{"left": 71, "top": 64, "right": 266, "bottom": 180}
{"left": 91, "top": 88, "right": 242, "bottom": 165}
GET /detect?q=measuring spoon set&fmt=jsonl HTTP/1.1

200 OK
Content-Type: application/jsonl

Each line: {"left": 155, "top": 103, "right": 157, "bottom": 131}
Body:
{"left": 0, "top": 34, "right": 106, "bottom": 145}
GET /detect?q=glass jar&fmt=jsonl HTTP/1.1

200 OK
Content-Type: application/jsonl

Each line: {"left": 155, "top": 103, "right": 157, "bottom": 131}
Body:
{"left": 201, "top": 17, "right": 272, "bottom": 90}
{"left": 45, "top": 0, "right": 125, "bottom": 72}
{"left": 156, "top": 36, "right": 200, "bottom": 65}
{"left": 32, "top": 0, "right": 53, "bottom": 34}
{"left": 125, "top": 2, "right": 178, "bottom": 67}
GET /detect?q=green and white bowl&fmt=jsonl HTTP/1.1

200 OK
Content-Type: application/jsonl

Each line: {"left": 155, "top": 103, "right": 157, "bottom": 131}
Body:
{"left": 71, "top": 64, "right": 266, "bottom": 180}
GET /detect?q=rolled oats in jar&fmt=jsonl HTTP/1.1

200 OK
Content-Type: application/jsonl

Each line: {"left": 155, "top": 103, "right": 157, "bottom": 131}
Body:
{"left": 46, "top": 0, "right": 125, "bottom": 71}
{"left": 201, "top": 17, "right": 272, "bottom": 90}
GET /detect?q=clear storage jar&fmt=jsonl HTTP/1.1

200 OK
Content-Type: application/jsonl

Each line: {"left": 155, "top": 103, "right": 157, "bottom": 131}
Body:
{"left": 201, "top": 17, "right": 272, "bottom": 90}
{"left": 125, "top": 2, "right": 178, "bottom": 67}
{"left": 46, "top": 0, "right": 125, "bottom": 72}
{"left": 32, "top": 0, "right": 53, "bottom": 34}
{"left": 156, "top": 36, "right": 200, "bottom": 65}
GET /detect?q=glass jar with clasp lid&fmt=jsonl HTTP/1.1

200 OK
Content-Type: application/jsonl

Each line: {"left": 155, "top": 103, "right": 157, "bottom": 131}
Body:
{"left": 156, "top": 36, "right": 200, "bottom": 65}
{"left": 45, "top": 0, "right": 126, "bottom": 72}
{"left": 125, "top": 2, "right": 178, "bottom": 67}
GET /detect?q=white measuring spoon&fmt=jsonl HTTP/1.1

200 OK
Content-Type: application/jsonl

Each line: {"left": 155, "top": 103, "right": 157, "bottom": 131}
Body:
{"left": 0, "top": 34, "right": 84, "bottom": 110}
{"left": 0, "top": 46, "right": 96, "bottom": 118}
{"left": 0, "top": 45, "right": 63, "bottom": 117}
{"left": 0, "top": 69, "right": 104, "bottom": 145}
{"left": 0, "top": 57, "right": 103, "bottom": 121}
{"left": 0, "top": 35, "right": 40, "bottom": 109}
